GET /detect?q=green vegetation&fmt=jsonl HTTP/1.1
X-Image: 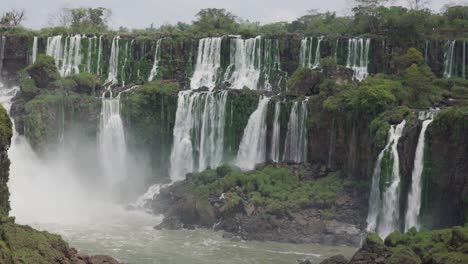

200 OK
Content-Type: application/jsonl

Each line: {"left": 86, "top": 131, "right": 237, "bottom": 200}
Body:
{"left": 25, "top": 55, "right": 60, "bottom": 88}
{"left": 190, "top": 165, "right": 361, "bottom": 216}
{"left": 381, "top": 226, "right": 468, "bottom": 264}
{"left": 287, "top": 67, "right": 320, "bottom": 95}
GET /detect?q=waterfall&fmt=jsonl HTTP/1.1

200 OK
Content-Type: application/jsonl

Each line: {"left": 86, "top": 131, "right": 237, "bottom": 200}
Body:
{"left": 46, "top": 35, "right": 83, "bottom": 76}
{"left": 99, "top": 95, "right": 127, "bottom": 185}
{"left": 236, "top": 96, "right": 270, "bottom": 170}
{"left": 169, "top": 90, "right": 228, "bottom": 182}
{"left": 148, "top": 39, "right": 162, "bottom": 82}
{"left": 46, "top": 35, "right": 63, "bottom": 69}
{"left": 299, "top": 36, "right": 323, "bottom": 69}
{"left": 443, "top": 40, "right": 456, "bottom": 79}
{"left": 190, "top": 37, "right": 222, "bottom": 90}
{"left": 86, "top": 37, "right": 96, "bottom": 73}
{"left": 270, "top": 101, "right": 281, "bottom": 162}
{"left": 424, "top": 40, "right": 429, "bottom": 64}
{"left": 283, "top": 99, "right": 309, "bottom": 163}
{"left": 224, "top": 36, "right": 261, "bottom": 90}
{"left": 107, "top": 36, "right": 120, "bottom": 85}
{"left": 366, "top": 120, "right": 406, "bottom": 238}
{"left": 31, "top": 36, "right": 38, "bottom": 64}
{"left": 463, "top": 42, "right": 466, "bottom": 80}
{"left": 346, "top": 38, "right": 371, "bottom": 81}
{"left": 97, "top": 36, "right": 103, "bottom": 76}
{"left": 121, "top": 41, "right": 131, "bottom": 86}
{"left": 0, "top": 36, "right": 5, "bottom": 73}
{"left": 404, "top": 111, "right": 436, "bottom": 231}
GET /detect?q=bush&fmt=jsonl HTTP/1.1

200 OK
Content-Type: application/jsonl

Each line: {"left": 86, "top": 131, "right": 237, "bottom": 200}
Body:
{"left": 25, "top": 55, "right": 60, "bottom": 88}
{"left": 67, "top": 73, "right": 101, "bottom": 95}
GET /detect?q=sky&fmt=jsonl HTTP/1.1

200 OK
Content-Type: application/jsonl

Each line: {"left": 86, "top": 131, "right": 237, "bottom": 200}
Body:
{"left": 0, "top": 0, "right": 459, "bottom": 30}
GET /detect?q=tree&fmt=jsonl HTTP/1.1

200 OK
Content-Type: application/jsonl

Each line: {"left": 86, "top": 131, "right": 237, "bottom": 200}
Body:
{"left": 0, "top": 9, "right": 25, "bottom": 27}
{"left": 49, "top": 7, "right": 111, "bottom": 32}
{"left": 407, "top": 0, "right": 431, "bottom": 10}
{"left": 192, "top": 8, "right": 239, "bottom": 34}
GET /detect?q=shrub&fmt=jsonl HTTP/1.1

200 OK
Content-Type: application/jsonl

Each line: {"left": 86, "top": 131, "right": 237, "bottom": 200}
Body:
{"left": 25, "top": 55, "right": 60, "bottom": 88}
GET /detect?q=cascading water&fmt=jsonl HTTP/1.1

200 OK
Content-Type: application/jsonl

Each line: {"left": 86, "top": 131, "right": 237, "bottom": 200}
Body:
{"left": 97, "top": 36, "right": 103, "bottom": 76}
{"left": 236, "top": 96, "right": 270, "bottom": 170}
{"left": 148, "top": 39, "right": 162, "bottom": 82}
{"left": 46, "top": 35, "right": 63, "bottom": 69}
{"left": 86, "top": 36, "right": 96, "bottom": 73}
{"left": 190, "top": 37, "right": 222, "bottom": 90}
{"left": 366, "top": 120, "right": 406, "bottom": 238}
{"left": 404, "top": 111, "right": 436, "bottom": 231}
{"left": 300, "top": 36, "right": 323, "bottom": 69}
{"left": 107, "top": 36, "right": 120, "bottom": 85}
{"left": 31, "top": 36, "right": 38, "bottom": 64}
{"left": 99, "top": 94, "right": 128, "bottom": 190}
{"left": 270, "top": 101, "right": 281, "bottom": 162}
{"left": 346, "top": 38, "right": 371, "bottom": 81}
{"left": 443, "top": 40, "right": 456, "bottom": 79}
{"left": 224, "top": 36, "right": 261, "bottom": 90}
{"left": 283, "top": 99, "right": 309, "bottom": 163}
{"left": 169, "top": 90, "right": 228, "bottom": 182}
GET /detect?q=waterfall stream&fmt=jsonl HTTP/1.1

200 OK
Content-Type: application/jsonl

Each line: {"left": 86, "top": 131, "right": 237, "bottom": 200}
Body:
{"left": 404, "top": 111, "right": 436, "bottom": 231}
{"left": 283, "top": 99, "right": 309, "bottom": 163}
{"left": 169, "top": 90, "right": 228, "bottom": 181}
{"left": 346, "top": 38, "right": 370, "bottom": 81}
{"left": 270, "top": 101, "right": 281, "bottom": 162}
{"left": 148, "top": 39, "right": 162, "bottom": 82}
{"left": 443, "top": 40, "right": 456, "bottom": 79}
{"left": 300, "top": 36, "right": 323, "bottom": 69}
{"left": 190, "top": 37, "right": 222, "bottom": 90}
{"left": 236, "top": 96, "right": 270, "bottom": 170}
{"left": 366, "top": 120, "right": 406, "bottom": 238}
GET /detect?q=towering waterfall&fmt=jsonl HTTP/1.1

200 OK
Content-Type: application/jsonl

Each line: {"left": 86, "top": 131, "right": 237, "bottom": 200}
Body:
{"left": 190, "top": 37, "right": 222, "bottom": 90}
{"left": 299, "top": 36, "right": 323, "bottom": 69}
{"left": 405, "top": 111, "right": 436, "bottom": 231}
{"left": 366, "top": 120, "right": 406, "bottom": 238}
{"left": 107, "top": 36, "right": 120, "bottom": 85}
{"left": 443, "top": 40, "right": 456, "bottom": 79}
{"left": 99, "top": 95, "right": 127, "bottom": 185}
{"left": 170, "top": 90, "right": 228, "bottom": 181}
{"left": 346, "top": 38, "right": 371, "bottom": 81}
{"left": 86, "top": 37, "right": 96, "bottom": 73}
{"left": 283, "top": 99, "right": 309, "bottom": 163}
{"left": 148, "top": 39, "right": 162, "bottom": 82}
{"left": 31, "top": 36, "right": 38, "bottom": 64}
{"left": 270, "top": 101, "right": 281, "bottom": 162}
{"left": 46, "top": 35, "right": 83, "bottom": 76}
{"left": 236, "top": 96, "right": 270, "bottom": 170}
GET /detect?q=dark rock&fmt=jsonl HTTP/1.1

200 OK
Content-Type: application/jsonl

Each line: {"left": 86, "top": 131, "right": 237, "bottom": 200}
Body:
{"left": 319, "top": 254, "right": 347, "bottom": 264}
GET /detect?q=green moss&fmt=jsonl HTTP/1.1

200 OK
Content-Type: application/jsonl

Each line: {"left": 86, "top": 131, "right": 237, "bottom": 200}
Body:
{"left": 367, "top": 233, "right": 385, "bottom": 246}
{"left": 379, "top": 147, "right": 394, "bottom": 194}
{"left": 387, "top": 246, "right": 421, "bottom": 264}
{"left": 0, "top": 221, "right": 71, "bottom": 264}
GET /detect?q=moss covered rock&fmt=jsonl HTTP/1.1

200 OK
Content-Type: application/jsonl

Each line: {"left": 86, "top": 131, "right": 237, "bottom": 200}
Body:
{"left": 25, "top": 54, "right": 60, "bottom": 88}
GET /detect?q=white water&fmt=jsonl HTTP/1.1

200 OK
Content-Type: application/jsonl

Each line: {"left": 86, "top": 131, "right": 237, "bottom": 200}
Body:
{"left": 191, "top": 37, "right": 222, "bottom": 90}
{"left": 107, "top": 36, "right": 120, "bottom": 85}
{"left": 300, "top": 37, "right": 323, "bottom": 69}
{"left": 224, "top": 36, "right": 262, "bottom": 90}
{"left": 46, "top": 35, "right": 83, "bottom": 76}
{"left": 443, "top": 40, "right": 456, "bottom": 79}
{"left": 97, "top": 36, "right": 103, "bottom": 76}
{"left": 283, "top": 99, "right": 309, "bottom": 163}
{"left": 366, "top": 120, "right": 406, "bottom": 238}
{"left": 346, "top": 38, "right": 371, "bottom": 81}
{"left": 99, "top": 95, "right": 128, "bottom": 194}
{"left": 148, "top": 39, "right": 162, "bottom": 82}
{"left": 170, "top": 90, "right": 228, "bottom": 181}
{"left": 270, "top": 101, "right": 281, "bottom": 162}
{"left": 404, "top": 111, "right": 436, "bottom": 231}
{"left": 31, "top": 36, "right": 38, "bottom": 64}
{"left": 236, "top": 96, "right": 270, "bottom": 170}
